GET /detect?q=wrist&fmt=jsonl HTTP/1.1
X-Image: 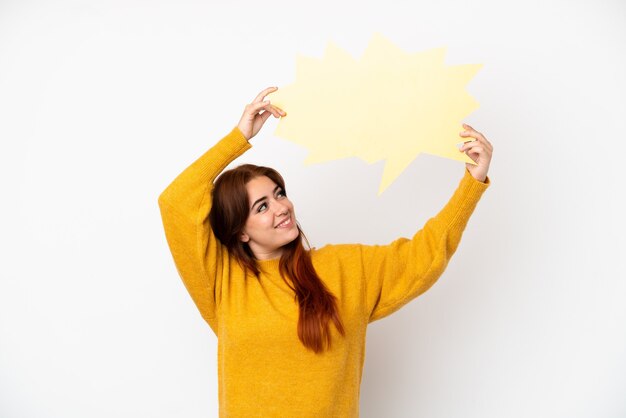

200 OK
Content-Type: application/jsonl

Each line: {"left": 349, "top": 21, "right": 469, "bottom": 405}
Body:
{"left": 236, "top": 125, "right": 251, "bottom": 141}
{"left": 465, "top": 167, "right": 487, "bottom": 183}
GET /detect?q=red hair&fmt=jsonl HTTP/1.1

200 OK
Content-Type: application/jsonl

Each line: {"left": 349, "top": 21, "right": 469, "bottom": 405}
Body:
{"left": 209, "top": 164, "right": 345, "bottom": 353}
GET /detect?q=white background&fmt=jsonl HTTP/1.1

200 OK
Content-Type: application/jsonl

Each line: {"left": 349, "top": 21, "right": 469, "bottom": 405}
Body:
{"left": 1, "top": 0, "right": 625, "bottom": 417}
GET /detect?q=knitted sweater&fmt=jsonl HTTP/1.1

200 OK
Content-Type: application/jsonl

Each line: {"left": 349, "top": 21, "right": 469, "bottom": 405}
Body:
{"left": 158, "top": 126, "right": 490, "bottom": 417}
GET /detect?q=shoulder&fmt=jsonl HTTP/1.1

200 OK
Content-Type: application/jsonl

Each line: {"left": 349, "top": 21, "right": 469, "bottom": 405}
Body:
{"left": 309, "top": 243, "right": 365, "bottom": 270}
{"left": 310, "top": 242, "right": 362, "bottom": 257}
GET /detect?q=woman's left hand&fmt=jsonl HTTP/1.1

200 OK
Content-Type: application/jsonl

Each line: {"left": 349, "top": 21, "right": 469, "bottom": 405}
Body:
{"left": 458, "top": 123, "right": 493, "bottom": 183}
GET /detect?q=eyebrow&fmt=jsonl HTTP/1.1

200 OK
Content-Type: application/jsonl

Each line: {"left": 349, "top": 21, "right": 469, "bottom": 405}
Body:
{"left": 250, "top": 185, "right": 281, "bottom": 212}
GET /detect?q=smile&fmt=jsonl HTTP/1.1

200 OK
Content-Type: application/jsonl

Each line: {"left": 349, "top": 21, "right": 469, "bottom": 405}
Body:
{"left": 275, "top": 216, "right": 293, "bottom": 228}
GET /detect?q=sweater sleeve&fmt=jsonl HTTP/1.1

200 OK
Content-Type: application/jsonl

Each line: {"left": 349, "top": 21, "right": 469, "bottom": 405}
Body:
{"left": 362, "top": 168, "right": 490, "bottom": 323}
{"left": 157, "top": 126, "right": 251, "bottom": 334}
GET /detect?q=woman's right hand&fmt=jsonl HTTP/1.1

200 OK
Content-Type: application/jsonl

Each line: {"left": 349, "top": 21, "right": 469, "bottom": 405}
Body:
{"left": 237, "top": 86, "right": 286, "bottom": 141}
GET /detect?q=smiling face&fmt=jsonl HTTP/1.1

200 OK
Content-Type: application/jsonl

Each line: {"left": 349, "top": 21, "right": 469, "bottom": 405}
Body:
{"left": 239, "top": 175, "right": 299, "bottom": 260}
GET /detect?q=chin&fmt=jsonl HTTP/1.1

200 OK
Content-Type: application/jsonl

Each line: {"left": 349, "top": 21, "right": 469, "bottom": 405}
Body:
{"left": 284, "top": 230, "right": 300, "bottom": 245}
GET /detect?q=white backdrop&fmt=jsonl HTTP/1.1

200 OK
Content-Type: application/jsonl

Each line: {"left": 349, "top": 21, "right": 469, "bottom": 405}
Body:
{"left": 1, "top": 0, "right": 625, "bottom": 417}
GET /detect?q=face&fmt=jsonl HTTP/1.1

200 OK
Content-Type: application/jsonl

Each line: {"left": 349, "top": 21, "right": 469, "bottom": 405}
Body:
{"left": 240, "top": 175, "right": 299, "bottom": 260}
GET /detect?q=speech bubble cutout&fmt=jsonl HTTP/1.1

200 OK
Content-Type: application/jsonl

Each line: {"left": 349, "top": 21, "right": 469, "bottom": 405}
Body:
{"left": 269, "top": 33, "right": 482, "bottom": 195}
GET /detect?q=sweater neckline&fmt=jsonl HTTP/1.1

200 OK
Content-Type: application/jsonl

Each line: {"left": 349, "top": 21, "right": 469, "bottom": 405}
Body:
{"left": 256, "top": 257, "right": 281, "bottom": 270}
{"left": 254, "top": 247, "right": 318, "bottom": 271}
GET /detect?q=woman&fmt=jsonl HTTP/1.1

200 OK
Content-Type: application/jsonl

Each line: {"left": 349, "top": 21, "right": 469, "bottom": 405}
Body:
{"left": 158, "top": 86, "right": 492, "bottom": 417}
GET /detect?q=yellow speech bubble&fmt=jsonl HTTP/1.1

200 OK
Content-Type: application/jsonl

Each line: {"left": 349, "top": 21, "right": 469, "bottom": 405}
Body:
{"left": 269, "top": 33, "right": 482, "bottom": 195}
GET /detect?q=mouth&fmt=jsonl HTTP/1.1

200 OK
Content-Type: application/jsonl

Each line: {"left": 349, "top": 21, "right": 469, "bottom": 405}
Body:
{"left": 275, "top": 216, "right": 293, "bottom": 228}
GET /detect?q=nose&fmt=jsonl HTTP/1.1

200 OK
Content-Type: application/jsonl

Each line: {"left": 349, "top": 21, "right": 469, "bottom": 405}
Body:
{"left": 273, "top": 200, "right": 289, "bottom": 216}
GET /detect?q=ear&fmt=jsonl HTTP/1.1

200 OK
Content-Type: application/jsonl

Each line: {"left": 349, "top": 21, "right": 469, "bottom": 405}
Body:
{"left": 240, "top": 231, "right": 250, "bottom": 243}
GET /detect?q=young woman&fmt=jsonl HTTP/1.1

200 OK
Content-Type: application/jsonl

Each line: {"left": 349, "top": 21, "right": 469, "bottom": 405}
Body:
{"left": 158, "top": 86, "right": 492, "bottom": 417}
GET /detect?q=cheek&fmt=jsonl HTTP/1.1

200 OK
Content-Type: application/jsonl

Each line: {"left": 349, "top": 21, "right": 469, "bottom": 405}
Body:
{"left": 265, "top": 216, "right": 276, "bottom": 229}
{"left": 251, "top": 214, "right": 275, "bottom": 230}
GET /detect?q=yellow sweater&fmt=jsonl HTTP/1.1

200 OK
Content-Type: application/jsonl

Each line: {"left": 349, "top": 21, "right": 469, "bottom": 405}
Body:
{"left": 158, "top": 126, "right": 490, "bottom": 417}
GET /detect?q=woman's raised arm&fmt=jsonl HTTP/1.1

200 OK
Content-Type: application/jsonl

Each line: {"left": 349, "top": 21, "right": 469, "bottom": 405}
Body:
{"left": 361, "top": 168, "right": 490, "bottom": 323}
{"left": 158, "top": 127, "right": 251, "bottom": 334}
{"left": 362, "top": 124, "right": 493, "bottom": 322}
{"left": 157, "top": 87, "right": 284, "bottom": 334}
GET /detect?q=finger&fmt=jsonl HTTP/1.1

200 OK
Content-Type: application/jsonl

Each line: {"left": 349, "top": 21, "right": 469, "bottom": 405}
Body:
{"left": 459, "top": 142, "right": 480, "bottom": 153}
{"left": 261, "top": 102, "right": 282, "bottom": 118}
{"left": 248, "top": 101, "right": 282, "bottom": 121}
{"left": 263, "top": 106, "right": 281, "bottom": 119}
{"left": 467, "top": 145, "right": 484, "bottom": 155}
{"left": 467, "top": 142, "right": 490, "bottom": 156}
{"left": 463, "top": 147, "right": 480, "bottom": 163}
{"left": 271, "top": 104, "right": 286, "bottom": 116}
{"left": 464, "top": 147, "right": 484, "bottom": 164}
{"left": 462, "top": 123, "right": 482, "bottom": 135}
{"left": 461, "top": 123, "right": 486, "bottom": 140}
{"left": 459, "top": 130, "right": 483, "bottom": 141}
{"left": 253, "top": 86, "right": 278, "bottom": 103}
{"left": 263, "top": 102, "right": 286, "bottom": 118}
{"left": 269, "top": 105, "right": 283, "bottom": 118}
{"left": 466, "top": 146, "right": 491, "bottom": 163}
{"left": 260, "top": 109, "right": 273, "bottom": 123}
{"left": 459, "top": 130, "right": 490, "bottom": 150}
{"left": 460, "top": 142, "right": 488, "bottom": 156}
{"left": 461, "top": 124, "right": 492, "bottom": 145}
{"left": 247, "top": 100, "right": 272, "bottom": 115}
